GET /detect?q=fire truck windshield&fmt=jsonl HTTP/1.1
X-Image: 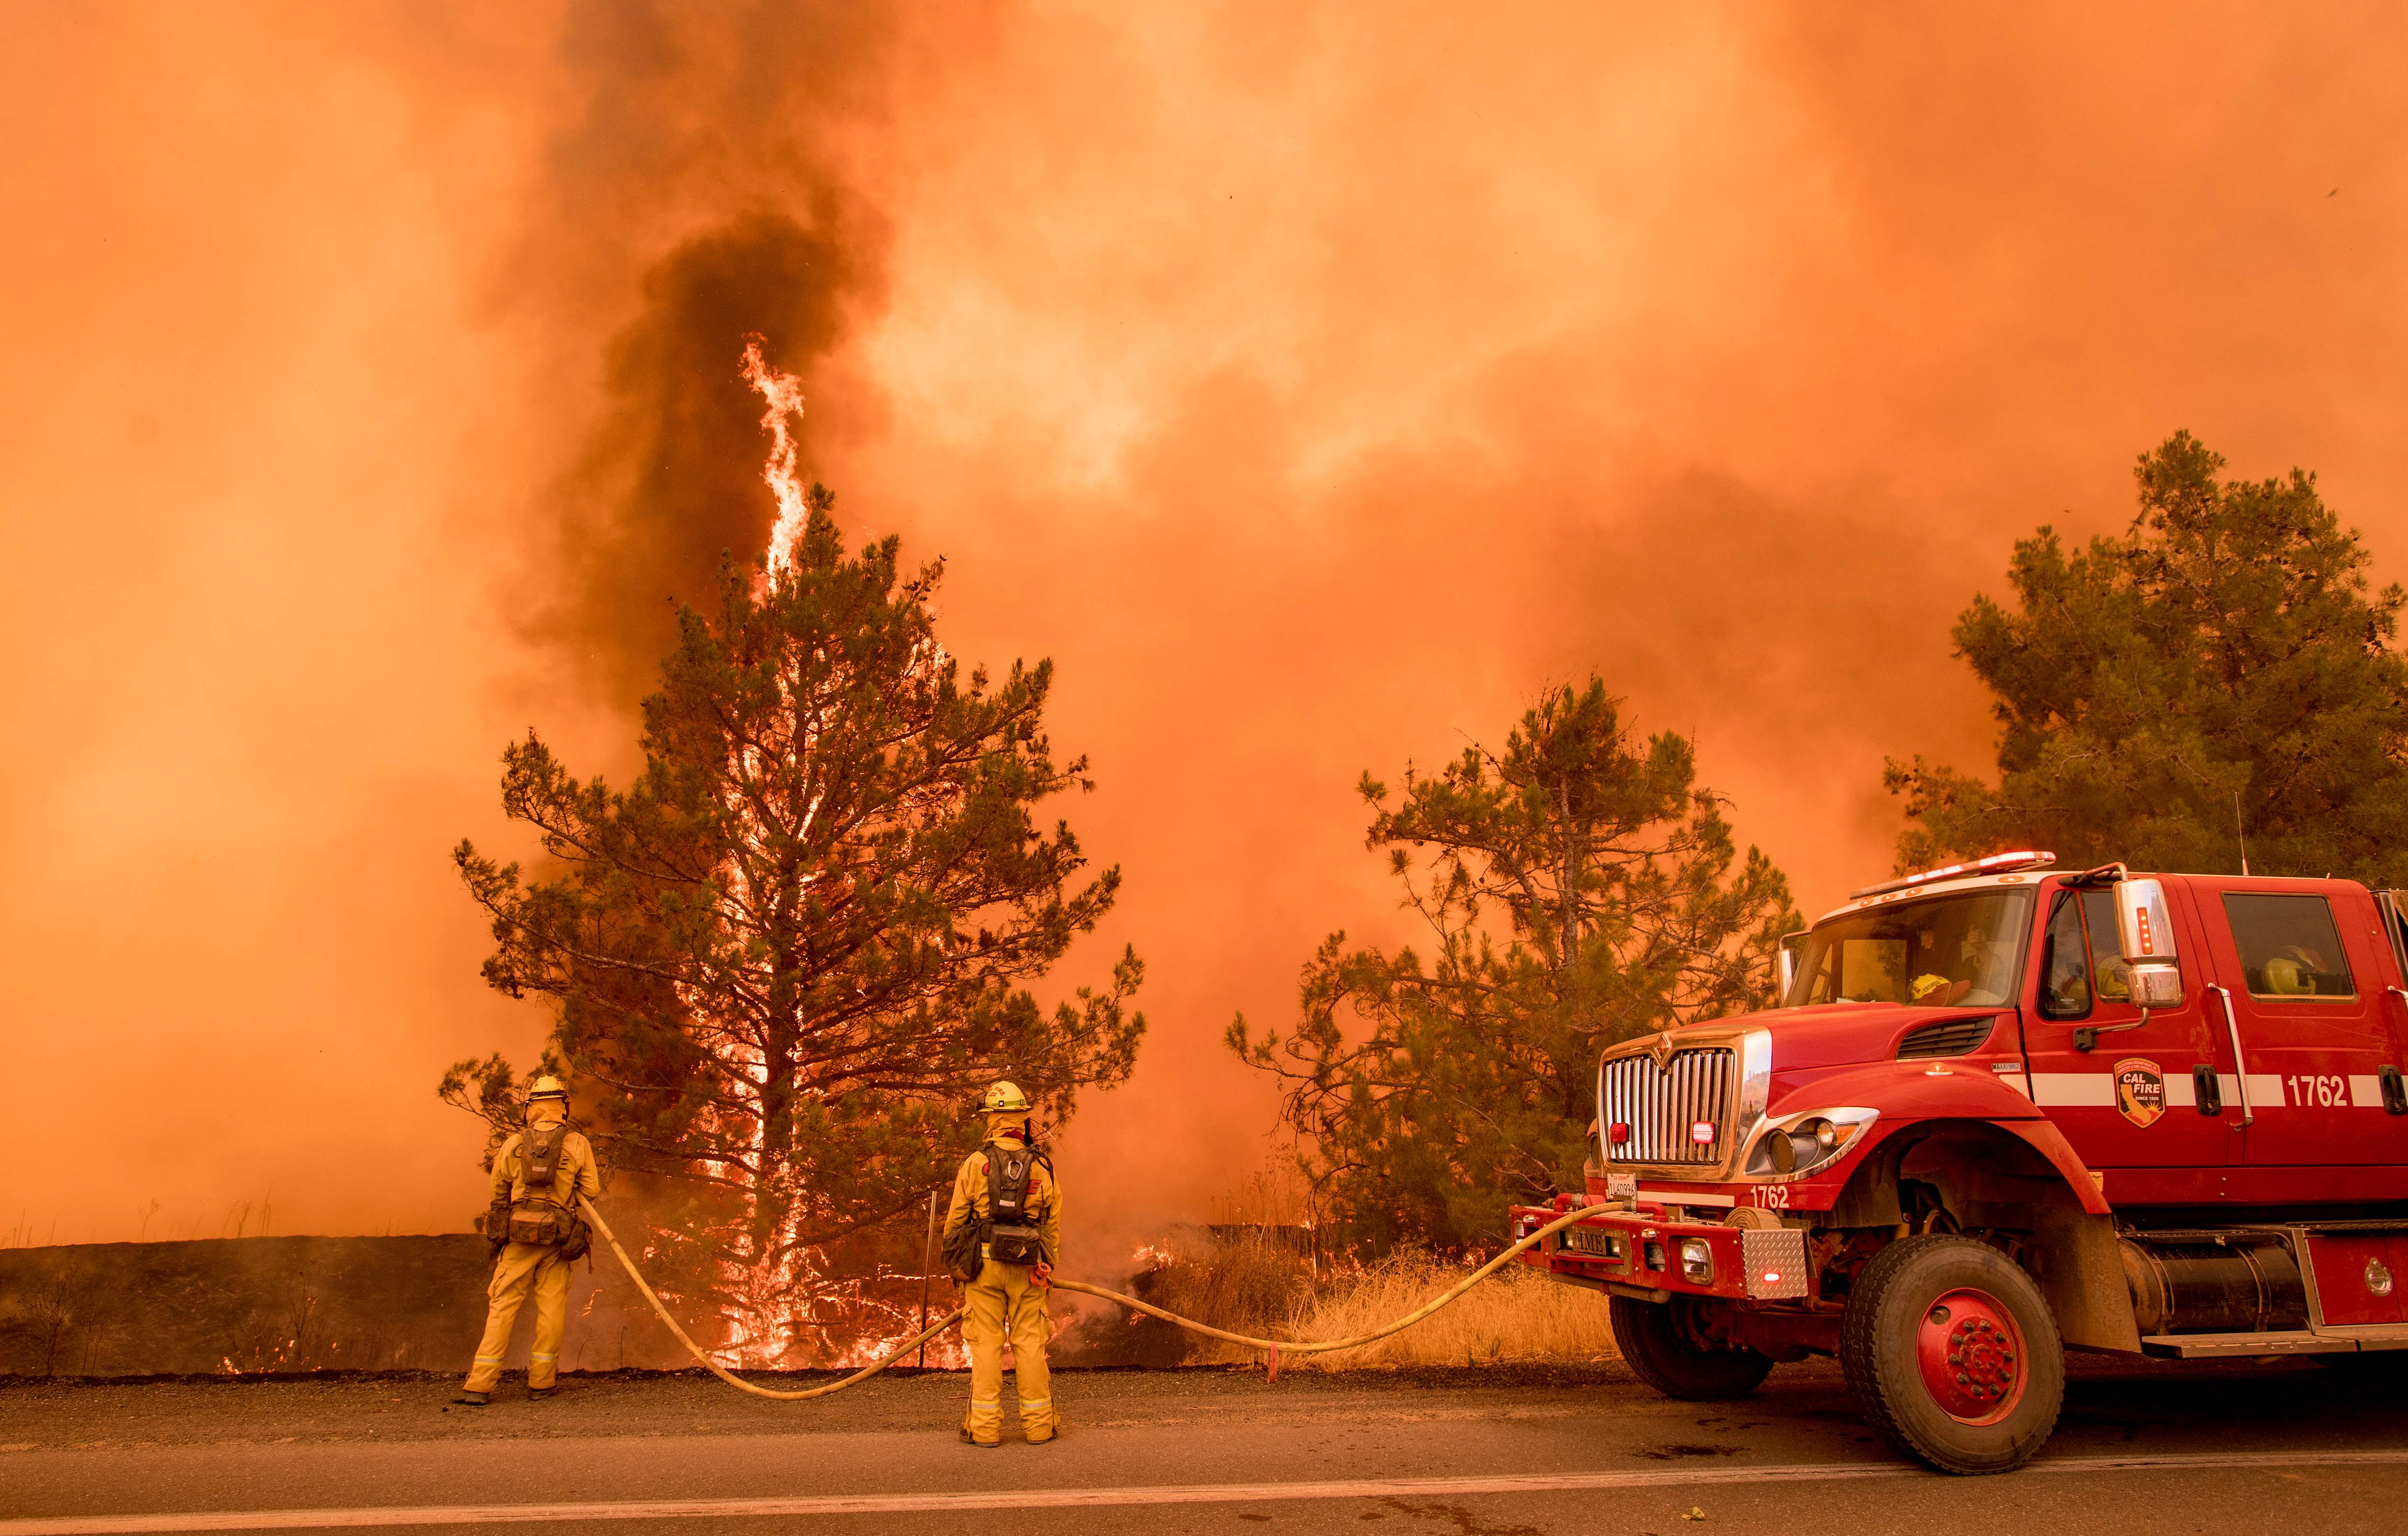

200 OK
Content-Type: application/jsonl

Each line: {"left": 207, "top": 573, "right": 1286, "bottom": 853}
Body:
{"left": 1785, "top": 888, "right": 2035, "bottom": 1009}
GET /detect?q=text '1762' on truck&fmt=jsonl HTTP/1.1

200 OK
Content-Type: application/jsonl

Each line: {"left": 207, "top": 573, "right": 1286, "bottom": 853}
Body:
{"left": 1511, "top": 851, "right": 2408, "bottom": 1474}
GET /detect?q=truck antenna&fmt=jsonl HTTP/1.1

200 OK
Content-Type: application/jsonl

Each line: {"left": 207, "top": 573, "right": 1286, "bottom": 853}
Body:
{"left": 2234, "top": 788, "right": 2249, "bottom": 877}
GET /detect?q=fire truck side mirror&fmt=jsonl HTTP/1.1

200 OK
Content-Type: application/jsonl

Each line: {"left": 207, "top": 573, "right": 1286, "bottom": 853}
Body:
{"left": 1777, "top": 932, "right": 1805, "bottom": 1004}
{"left": 2115, "top": 877, "right": 2184, "bottom": 1008}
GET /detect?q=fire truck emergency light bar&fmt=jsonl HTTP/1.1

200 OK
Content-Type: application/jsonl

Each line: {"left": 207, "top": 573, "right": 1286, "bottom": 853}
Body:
{"left": 1847, "top": 850, "right": 2056, "bottom": 902}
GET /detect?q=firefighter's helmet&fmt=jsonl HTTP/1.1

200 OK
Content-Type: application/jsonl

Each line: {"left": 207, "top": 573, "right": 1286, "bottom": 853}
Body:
{"left": 527, "top": 1074, "right": 569, "bottom": 1103}
{"left": 980, "top": 1080, "right": 1033, "bottom": 1115}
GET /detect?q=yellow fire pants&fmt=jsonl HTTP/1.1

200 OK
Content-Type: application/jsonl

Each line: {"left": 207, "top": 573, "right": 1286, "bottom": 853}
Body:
{"left": 464, "top": 1241, "right": 571, "bottom": 1392}
{"left": 962, "top": 1258, "right": 1056, "bottom": 1444}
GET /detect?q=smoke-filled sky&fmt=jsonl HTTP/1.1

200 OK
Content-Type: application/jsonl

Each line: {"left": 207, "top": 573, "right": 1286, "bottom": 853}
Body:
{"left": 5, "top": 2, "right": 2406, "bottom": 1249}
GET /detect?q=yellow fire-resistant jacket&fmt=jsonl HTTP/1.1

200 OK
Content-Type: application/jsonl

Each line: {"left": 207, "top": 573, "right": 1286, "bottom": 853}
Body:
{"left": 488, "top": 1124, "right": 602, "bottom": 1209}
{"left": 943, "top": 1133, "right": 1062, "bottom": 1264}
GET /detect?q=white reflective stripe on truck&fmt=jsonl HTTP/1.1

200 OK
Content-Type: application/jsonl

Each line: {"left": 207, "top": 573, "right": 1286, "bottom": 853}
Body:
{"left": 2029, "top": 1072, "right": 2344, "bottom": 1108}
{"left": 2028, "top": 1074, "right": 2116, "bottom": 1106}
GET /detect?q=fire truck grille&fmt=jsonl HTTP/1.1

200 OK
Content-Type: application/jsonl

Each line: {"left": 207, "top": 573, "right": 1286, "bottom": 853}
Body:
{"left": 1602, "top": 1047, "right": 1736, "bottom": 1166}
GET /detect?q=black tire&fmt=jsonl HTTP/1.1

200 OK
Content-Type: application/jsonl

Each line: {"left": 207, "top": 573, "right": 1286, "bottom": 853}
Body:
{"left": 1838, "top": 1233, "right": 2064, "bottom": 1475}
{"left": 1609, "top": 1295, "right": 1775, "bottom": 1401}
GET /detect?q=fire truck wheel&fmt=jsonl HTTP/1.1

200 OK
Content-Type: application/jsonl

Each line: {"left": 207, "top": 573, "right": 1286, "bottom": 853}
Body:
{"left": 1608, "top": 1295, "right": 1775, "bottom": 1400}
{"left": 1838, "top": 1233, "right": 2064, "bottom": 1475}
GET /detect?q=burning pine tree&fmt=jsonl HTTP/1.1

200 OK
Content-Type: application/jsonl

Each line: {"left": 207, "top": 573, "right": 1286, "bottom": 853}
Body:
{"left": 446, "top": 370, "right": 1142, "bottom": 1362}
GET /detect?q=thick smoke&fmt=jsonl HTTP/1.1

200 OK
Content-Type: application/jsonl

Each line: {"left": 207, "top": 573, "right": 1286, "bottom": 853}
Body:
{"left": 501, "top": 1, "right": 899, "bottom": 697}
{"left": 542, "top": 206, "right": 887, "bottom": 700}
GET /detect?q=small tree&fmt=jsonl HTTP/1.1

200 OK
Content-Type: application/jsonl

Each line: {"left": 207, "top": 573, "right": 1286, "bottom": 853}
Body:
{"left": 445, "top": 484, "right": 1143, "bottom": 1354}
{"left": 1888, "top": 432, "right": 2408, "bottom": 882}
{"left": 1228, "top": 679, "right": 1795, "bottom": 1253}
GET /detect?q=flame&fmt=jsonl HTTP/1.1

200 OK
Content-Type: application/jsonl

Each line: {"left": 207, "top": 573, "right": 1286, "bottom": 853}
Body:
{"left": 628, "top": 346, "right": 964, "bottom": 1373}
{"left": 739, "top": 337, "right": 810, "bottom": 587}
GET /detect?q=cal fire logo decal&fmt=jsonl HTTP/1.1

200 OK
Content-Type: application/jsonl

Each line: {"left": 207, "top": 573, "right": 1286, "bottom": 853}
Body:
{"left": 2114, "top": 1059, "right": 2166, "bottom": 1128}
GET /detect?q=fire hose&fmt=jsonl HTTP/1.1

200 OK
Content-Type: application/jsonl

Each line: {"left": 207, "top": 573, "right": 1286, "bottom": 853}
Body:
{"left": 577, "top": 1195, "right": 1602, "bottom": 1402}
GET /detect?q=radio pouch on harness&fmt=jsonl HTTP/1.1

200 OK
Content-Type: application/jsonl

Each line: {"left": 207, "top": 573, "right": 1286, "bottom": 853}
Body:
{"left": 943, "top": 1211, "right": 985, "bottom": 1282}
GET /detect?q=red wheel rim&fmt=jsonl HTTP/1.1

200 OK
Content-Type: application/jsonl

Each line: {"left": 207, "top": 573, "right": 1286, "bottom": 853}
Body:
{"left": 1914, "top": 1287, "right": 2027, "bottom": 1425}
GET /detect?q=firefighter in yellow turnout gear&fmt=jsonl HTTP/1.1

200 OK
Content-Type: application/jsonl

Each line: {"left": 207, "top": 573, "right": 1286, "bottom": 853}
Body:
{"left": 456, "top": 1077, "right": 600, "bottom": 1405}
{"left": 944, "top": 1081, "right": 1063, "bottom": 1447}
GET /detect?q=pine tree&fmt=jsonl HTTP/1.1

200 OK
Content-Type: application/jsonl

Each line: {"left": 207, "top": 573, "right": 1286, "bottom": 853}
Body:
{"left": 443, "top": 485, "right": 1142, "bottom": 1351}
{"left": 1228, "top": 680, "right": 1794, "bottom": 1253}
{"left": 1888, "top": 432, "right": 2408, "bottom": 881}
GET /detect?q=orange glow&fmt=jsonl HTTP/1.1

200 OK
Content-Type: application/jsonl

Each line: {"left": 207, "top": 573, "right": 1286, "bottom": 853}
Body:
{"left": 6, "top": 4, "right": 2408, "bottom": 1268}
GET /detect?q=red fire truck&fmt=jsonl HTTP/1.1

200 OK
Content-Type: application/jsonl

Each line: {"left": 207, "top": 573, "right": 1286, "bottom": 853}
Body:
{"left": 1511, "top": 851, "right": 2408, "bottom": 1474}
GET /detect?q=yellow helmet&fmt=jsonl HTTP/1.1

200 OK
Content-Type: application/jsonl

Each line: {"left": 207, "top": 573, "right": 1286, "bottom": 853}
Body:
{"left": 528, "top": 1074, "right": 569, "bottom": 1103}
{"left": 980, "top": 1080, "right": 1032, "bottom": 1115}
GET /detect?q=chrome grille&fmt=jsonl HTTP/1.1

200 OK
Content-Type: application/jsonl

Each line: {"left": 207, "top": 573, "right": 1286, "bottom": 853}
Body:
{"left": 1602, "top": 1047, "right": 1736, "bottom": 1166}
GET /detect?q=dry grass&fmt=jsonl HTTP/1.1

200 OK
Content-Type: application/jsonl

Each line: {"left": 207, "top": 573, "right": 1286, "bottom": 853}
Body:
{"left": 1138, "top": 1234, "right": 1619, "bottom": 1370}
{"left": 1135, "top": 1233, "right": 1319, "bottom": 1351}
{"left": 1285, "top": 1251, "right": 1619, "bottom": 1370}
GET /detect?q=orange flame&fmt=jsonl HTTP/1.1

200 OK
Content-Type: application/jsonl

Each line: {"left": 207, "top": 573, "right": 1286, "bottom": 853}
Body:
{"left": 738, "top": 337, "right": 810, "bottom": 587}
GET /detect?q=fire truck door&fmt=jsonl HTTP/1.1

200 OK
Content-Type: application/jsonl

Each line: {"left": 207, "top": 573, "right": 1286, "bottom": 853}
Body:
{"left": 2194, "top": 881, "right": 2408, "bottom": 1168}
{"left": 2021, "top": 882, "right": 2233, "bottom": 1176}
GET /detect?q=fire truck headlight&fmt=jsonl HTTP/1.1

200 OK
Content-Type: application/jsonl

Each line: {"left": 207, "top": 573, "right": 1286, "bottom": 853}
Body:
{"left": 1746, "top": 1107, "right": 1880, "bottom": 1180}
{"left": 1680, "top": 1238, "right": 1713, "bottom": 1284}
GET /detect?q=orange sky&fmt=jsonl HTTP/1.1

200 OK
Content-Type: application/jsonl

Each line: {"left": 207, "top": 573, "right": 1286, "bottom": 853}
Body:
{"left": 5, "top": 2, "right": 2406, "bottom": 1250}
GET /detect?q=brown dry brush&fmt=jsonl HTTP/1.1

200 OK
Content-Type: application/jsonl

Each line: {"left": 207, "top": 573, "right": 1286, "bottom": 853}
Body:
{"left": 1130, "top": 1230, "right": 1618, "bottom": 1370}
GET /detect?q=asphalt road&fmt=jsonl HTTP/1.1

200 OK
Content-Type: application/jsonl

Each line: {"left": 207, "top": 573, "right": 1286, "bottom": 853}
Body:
{"left": 3, "top": 1357, "right": 2405, "bottom": 1535}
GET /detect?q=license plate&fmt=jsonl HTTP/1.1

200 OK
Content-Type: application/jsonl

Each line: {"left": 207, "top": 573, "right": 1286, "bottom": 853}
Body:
{"left": 1563, "top": 1227, "right": 1617, "bottom": 1257}
{"left": 1606, "top": 1173, "right": 1637, "bottom": 1202}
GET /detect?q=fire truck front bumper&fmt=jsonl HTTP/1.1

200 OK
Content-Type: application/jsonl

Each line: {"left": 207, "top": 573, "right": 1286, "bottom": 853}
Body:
{"left": 1510, "top": 1199, "right": 1808, "bottom": 1303}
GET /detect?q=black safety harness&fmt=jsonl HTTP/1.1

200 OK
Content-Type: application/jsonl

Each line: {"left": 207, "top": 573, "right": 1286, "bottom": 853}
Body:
{"left": 484, "top": 1123, "right": 591, "bottom": 1261}
{"left": 944, "top": 1138, "right": 1053, "bottom": 1280}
